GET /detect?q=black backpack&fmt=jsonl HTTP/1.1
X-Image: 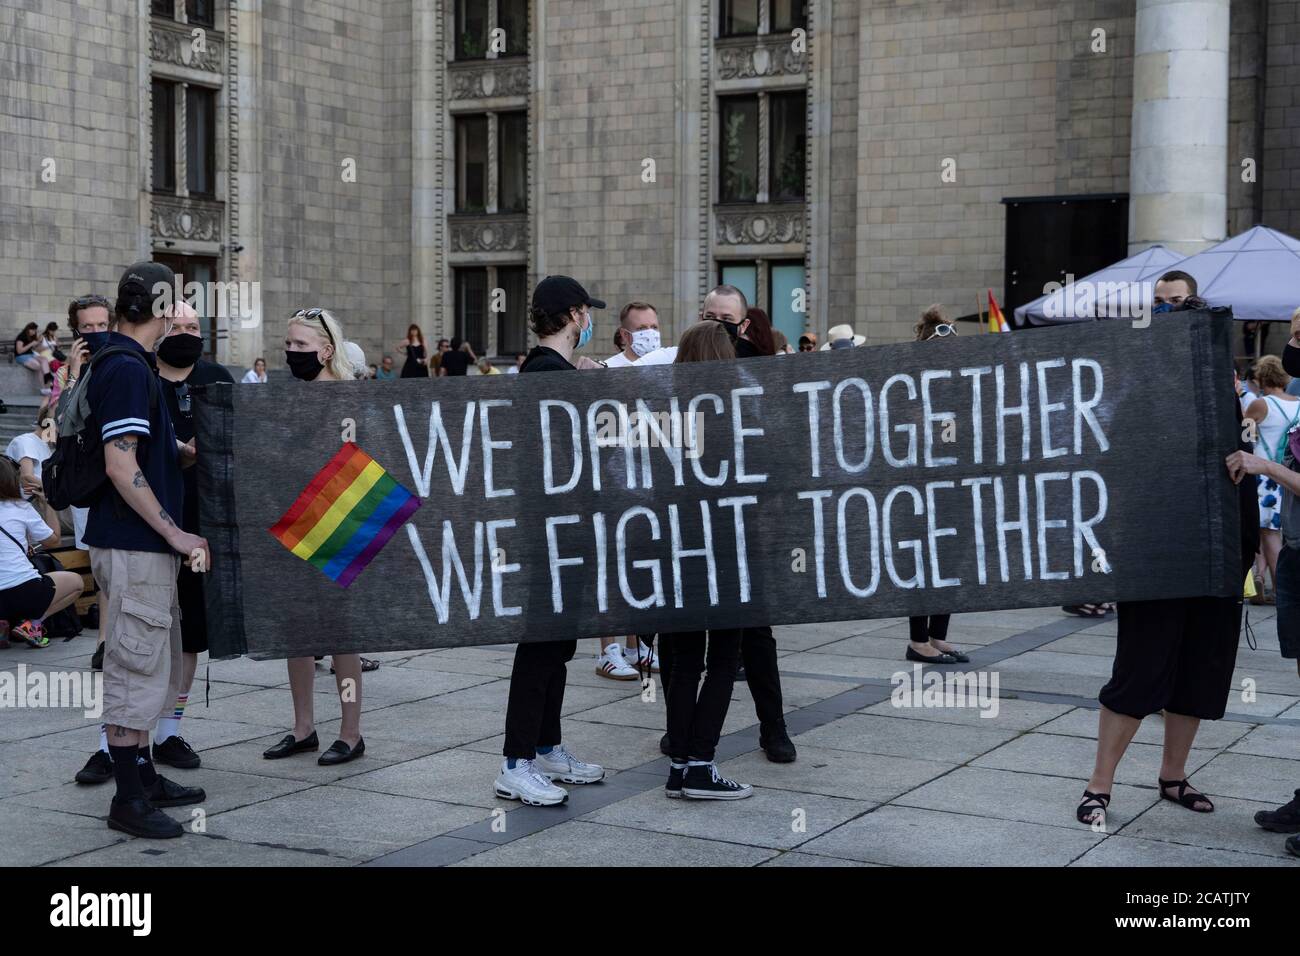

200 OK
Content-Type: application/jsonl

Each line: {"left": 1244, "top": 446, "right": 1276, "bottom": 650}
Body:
{"left": 42, "top": 347, "right": 159, "bottom": 511}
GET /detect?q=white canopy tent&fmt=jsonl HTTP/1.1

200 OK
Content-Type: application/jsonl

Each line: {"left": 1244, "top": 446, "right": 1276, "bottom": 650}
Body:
{"left": 1015, "top": 245, "right": 1184, "bottom": 326}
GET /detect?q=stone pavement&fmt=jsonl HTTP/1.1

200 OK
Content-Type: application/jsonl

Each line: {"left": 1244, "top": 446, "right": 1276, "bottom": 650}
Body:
{"left": 3, "top": 605, "right": 1298, "bottom": 867}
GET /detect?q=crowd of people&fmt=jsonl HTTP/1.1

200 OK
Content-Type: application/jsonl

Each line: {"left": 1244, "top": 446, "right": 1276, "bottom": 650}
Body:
{"left": 1, "top": 262, "right": 1297, "bottom": 857}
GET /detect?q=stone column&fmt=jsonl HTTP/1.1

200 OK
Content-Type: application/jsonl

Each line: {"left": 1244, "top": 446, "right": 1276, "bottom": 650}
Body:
{"left": 412, "top": 0, "right": 444, "bottom": 336}
{"left": 1128, "top": 0, "right": 1230, "bottom": 254}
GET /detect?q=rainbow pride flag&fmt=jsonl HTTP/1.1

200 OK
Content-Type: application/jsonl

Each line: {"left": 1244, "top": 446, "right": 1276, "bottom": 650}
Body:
{"left": 269, "top": 443, "right": 421, "bottom": 588}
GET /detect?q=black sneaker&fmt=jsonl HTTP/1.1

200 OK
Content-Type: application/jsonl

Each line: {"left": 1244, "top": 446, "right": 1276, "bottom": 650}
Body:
{"left": 107, "top": 796, "right": 183, "bottom": 839}
{"left": 665, "top": 764, "right": 685, "bottom": 799}
{"left": 90, "top": 643, "right": 104, "bottom": 671}
{"left": 74, "top": 750, "right": 113, "bottom": 785}
{"left": 145, "top": 775, "right": 206, "bottom": 808}
{"left": 759, "top": 723, "right": 797, "bottom": 763}
{"left": 153, "top": 735, "right": 201, "bottom": 770}
{"left": 682, "top": 763, "right": 753, "bottom": 801}
{"left": 659, "top": 732, "right": 671, "bottom": 757}
{"left": 1255, "top": 789, "right": 1300, "bottom": 833}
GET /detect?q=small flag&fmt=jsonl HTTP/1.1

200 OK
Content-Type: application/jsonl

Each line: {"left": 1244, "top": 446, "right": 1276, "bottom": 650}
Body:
{"left": 270, "top": 443, "right": 421, "bottom": 588}
{"left": 987, "top": 289, "right": 1010, "bottom": 333}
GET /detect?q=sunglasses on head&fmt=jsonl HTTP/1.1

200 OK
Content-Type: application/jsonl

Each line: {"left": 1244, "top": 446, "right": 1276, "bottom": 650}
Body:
{"left": 926, "top": 323, "right": 957, "bottom": 340}
{"left": 71, "top": 294, "right": 110, "bottom": 310}
{"left": 292, "top": 308, "right": 337, "bottom": 350}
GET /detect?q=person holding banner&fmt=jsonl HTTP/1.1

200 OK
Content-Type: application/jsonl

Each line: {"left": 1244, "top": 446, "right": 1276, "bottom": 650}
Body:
{"left": 261, "top": 308, "right": 367, "bottom": 766}
{"left": 905, "top": 306, "right": 969, "bottom": 664}
{"left": 1077, "top": 283, "right": 1258, "bottom": 828}
{"left": 493, "top": 276, "right": 607, "bottom": 807}
{"left": 658, "top": 320, "right": 753, "bottom": 800}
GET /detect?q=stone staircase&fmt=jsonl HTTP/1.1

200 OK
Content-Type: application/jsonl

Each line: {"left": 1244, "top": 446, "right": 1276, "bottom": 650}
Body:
{"left": 0, "top": 363, "right": 47, "bottom": 449}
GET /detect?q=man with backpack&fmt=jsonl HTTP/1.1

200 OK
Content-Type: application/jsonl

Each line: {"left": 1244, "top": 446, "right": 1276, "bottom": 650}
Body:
{"left": 60, "top": 262, "right": 211, "bottom": 838}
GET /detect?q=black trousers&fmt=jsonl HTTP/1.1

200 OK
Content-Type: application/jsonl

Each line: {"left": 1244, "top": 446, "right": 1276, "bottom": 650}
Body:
{"left": 663, "top": 629, "right": 743, "bottom": 762}
{"left": 659, "top": 626, "right": 784, "bottom": 731}
{"left": 502, "top": 639, "right": 576, "bottom": 759}
{"left": 908, "top": 614, "right": 950, "bottom": 644}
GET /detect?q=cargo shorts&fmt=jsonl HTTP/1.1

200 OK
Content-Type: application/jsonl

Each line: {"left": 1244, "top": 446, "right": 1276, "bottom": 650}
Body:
{"left": 90, "top": 548, "right": 182, "bottom": 731}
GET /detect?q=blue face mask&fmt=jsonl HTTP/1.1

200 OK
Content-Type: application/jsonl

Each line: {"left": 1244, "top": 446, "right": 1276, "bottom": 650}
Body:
{"left": 81, "top": 331, "right": 112, "bottom": 355}
{"left": 1152, "top": 302, "right": 1175, "bottom": 315}
{"left": 576, "top": 310, "right": 593, "bottom": 350}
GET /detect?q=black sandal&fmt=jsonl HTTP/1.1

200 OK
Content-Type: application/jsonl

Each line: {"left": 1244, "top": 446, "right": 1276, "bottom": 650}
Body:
{"left": 1076, "top": 790, "right": 1110, "bottom": 824}
{"left": 1062, "top": 604, "right": 1111, "bottom": 618}
{"left": 1158, "top": 777, "right": 1214, "bottom": 813}
{"left": 330, "top": 658, "right": 381, "bottom": 674}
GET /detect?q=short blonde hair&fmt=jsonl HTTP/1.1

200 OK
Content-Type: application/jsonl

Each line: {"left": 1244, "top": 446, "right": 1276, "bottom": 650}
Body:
{"left": 1255, "top": 354, "right": 1291, "bottom": 391}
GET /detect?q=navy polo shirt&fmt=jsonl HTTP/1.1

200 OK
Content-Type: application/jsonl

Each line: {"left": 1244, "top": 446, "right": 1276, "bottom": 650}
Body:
{"left": 82, "top": 332, "right": 185, "bottom": 554}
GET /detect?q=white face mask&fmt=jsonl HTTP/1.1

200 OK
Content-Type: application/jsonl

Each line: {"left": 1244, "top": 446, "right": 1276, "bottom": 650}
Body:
{"left": 630, "top": 328, "right": 661, "bottom": 357}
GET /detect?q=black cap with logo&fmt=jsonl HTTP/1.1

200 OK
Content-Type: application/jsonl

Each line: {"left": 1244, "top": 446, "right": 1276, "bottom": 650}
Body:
{"left": 116, "top": 260, "right": 176, "bottom": 321}
{"left": 531, "top": 275, "right": 606, "bottom": 315}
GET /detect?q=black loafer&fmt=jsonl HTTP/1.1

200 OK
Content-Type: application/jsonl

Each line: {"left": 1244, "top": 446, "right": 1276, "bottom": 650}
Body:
{"left": 759, "top": 723, "right": 797, "bottom": 763}
{"left": 263, "top": 731, "right": 319, "bottom": 760}
{"left": 108, "top": 796, "right": 183, "bottom": 839}
{"left": 905, "top": 646, "right": 957, "bottom": 664}
{"left": 146, "top": 775, "right": 206, "bottom": 808}
{"left": 318, "top": 737, "right": 365, "bottom": 766}
{"left": 90, "top": 642, "right": 104, "bottom": 671}
{"left": 937, "top": 647, "right": 971, "bottom": 663}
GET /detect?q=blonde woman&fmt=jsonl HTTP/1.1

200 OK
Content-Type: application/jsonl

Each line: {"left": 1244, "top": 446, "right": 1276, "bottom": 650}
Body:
{"left": 1244, "top": 354, "right": 1300, "bottom": 598}
{"left": 262, "top": 308, "right": 367, "bottom": 765}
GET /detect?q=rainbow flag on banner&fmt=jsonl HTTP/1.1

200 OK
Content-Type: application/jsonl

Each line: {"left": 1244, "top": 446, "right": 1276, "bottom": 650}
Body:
{"left": 987, "top": 289, "right": 1010, "bottom": 333}
{"left": 269, "top": 443, "right": 422, "bottom": 588}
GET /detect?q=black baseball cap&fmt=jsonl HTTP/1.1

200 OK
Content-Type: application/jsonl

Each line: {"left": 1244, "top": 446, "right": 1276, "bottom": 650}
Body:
{"left": 531, "top": 275, "right": 606, "bottom": 315}
{"left": 116, "top": 260, "right": 176, "bottom": 319}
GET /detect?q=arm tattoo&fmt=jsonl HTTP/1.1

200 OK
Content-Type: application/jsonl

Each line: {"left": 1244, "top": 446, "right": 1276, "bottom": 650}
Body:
{"left": 112, "top": 436, "right": 138, "bottom": 452}
{"left": 160, "top": 510, "right": 177, "bottom": 529}
{"left": 131, "top": 470, "right": 147, "bottom": 489}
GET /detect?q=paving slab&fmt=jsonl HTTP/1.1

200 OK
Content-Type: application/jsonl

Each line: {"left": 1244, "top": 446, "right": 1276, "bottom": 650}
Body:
{"left": 797, "top": 805, "right": 1104, "bottom": 866}
{"left": 971, "top": 732, "right": 1219, "bottom": 787}
{"left": 1119, "top": 794, "right": 1298, "bottom": 859}
{"left": 1183, "top": 752, "right": 1300, "bottom": 803}
{"left": 859, "top": 695, "right": 1072, "bottom": 731}
{"left": 450, "top": 820, "right": 777, "bottom": 867}
{"left": 717, "top": 745, "right": 953, "bottom": 803}
{"left": 791, "top": 712, "right": 1021, "bottom": 764}
{"left": 1035, "top": 708, "right": 1257, "bottom": 750}
{"left": 1071, "top": 834, "right": 1295, "bottom": 867}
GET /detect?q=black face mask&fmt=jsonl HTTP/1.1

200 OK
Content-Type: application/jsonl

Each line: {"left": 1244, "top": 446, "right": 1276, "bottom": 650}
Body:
{"left": 157, "top": 333, "right": 204, "bottom": 368}
{"left": 710, "top": 317, "right": 741, "bottom": 341}
{"left": 285, "top": 350, "right": 324, "bottom": 381}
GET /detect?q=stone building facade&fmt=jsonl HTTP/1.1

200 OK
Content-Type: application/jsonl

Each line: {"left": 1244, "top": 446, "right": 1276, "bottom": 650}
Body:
{"left": 2, "top": 0, "right": 1298, "bottom": 371}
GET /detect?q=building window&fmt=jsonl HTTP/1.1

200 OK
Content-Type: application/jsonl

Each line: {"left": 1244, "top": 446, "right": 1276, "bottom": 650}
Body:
{"left": 151, "top": 0, "right": 175, "bottom": 18}
{"left": 455, "top": 268, "right": 490, "bottom": 355}
{"left": 456, "top": 0, "right": 490, "bottom": 59}
{"left": 769, "top": 91, "right": 806, "bottom": 201}
{"left": 771, "top": 0, "right": 807, "bottom": 32}
{"left": 496, "top": 266, "right": 528, "bottom": 356}
{"left": 768, "top": 260, "right": 805, "bottom": 344}
{"left": 152, "top": 80, "right": 176, "bottom": 193}
{"left": 186, "top": 86, "right": 217, "bottom": 197}
{"left": 185, "top": 0, "right": 214, "bottom": 28}
{"left": 721, "top": 0, "right": 760, "bottom": 37}
{"left": 498, "top": 111, "right": 527, "bottom": 213}
{"left": 718, "top": 259, "right": 807, "bottom": 346}
{"left": 719, "top": 95, "right": 759, "bottom": 203}
{"left": 455, "top": 115, "right": 489, "bottom": 213}
{"left": 498, "top": 0, "right": 528, "bottom": 56}
{"left": 153, "top": 254, "right": 220, "bottom": 357}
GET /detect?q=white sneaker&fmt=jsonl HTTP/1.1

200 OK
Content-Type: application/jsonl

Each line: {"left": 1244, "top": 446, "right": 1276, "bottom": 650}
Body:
{"left": 634, "top": 643, "right": 660, "bottom": 673}
{"left": 595, "top": 643, "right": 638, "bottom": 681}
{"left": 494, "top": 758, "right": 568, "bottom": 806}
{"left": 534, "top": 744, "right": 605, "bottom": 785}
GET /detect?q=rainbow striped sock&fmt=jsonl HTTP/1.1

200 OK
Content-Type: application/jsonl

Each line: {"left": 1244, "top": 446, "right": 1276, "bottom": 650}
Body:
{"left": 154, "top": 694, "right": 188, "bottom": 743}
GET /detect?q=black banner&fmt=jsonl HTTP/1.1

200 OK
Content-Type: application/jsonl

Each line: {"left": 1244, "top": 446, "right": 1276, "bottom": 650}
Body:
{"left": 196, "top": 311, "right": 1241, "bottom": 659}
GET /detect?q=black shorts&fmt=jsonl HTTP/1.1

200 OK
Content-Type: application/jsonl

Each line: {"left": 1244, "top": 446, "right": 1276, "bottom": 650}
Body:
{"left": 0, "top": 575, "right": 55, "bottom": 623}
{"left": 1098, "top": 595, "right": 1243, "bottom": 721}
{"left": 177, "top": 564, "right": 208, "bottom": 654}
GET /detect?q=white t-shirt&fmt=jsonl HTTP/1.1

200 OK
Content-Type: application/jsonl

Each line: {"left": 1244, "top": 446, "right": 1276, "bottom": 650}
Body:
{"left": 604, "top": 351, "right": 635, "bottom": 368}
{"left": 0, "top": 499, "right": 51, "bottom": 590}
{"left": 242, "top": 368, "right": 267, "bottom": 383}
{"left": 5, "top": 432, "right": 51, "bottom": 497}
{"left": 73, "top": 506, "right": 88, "bottom": 550}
